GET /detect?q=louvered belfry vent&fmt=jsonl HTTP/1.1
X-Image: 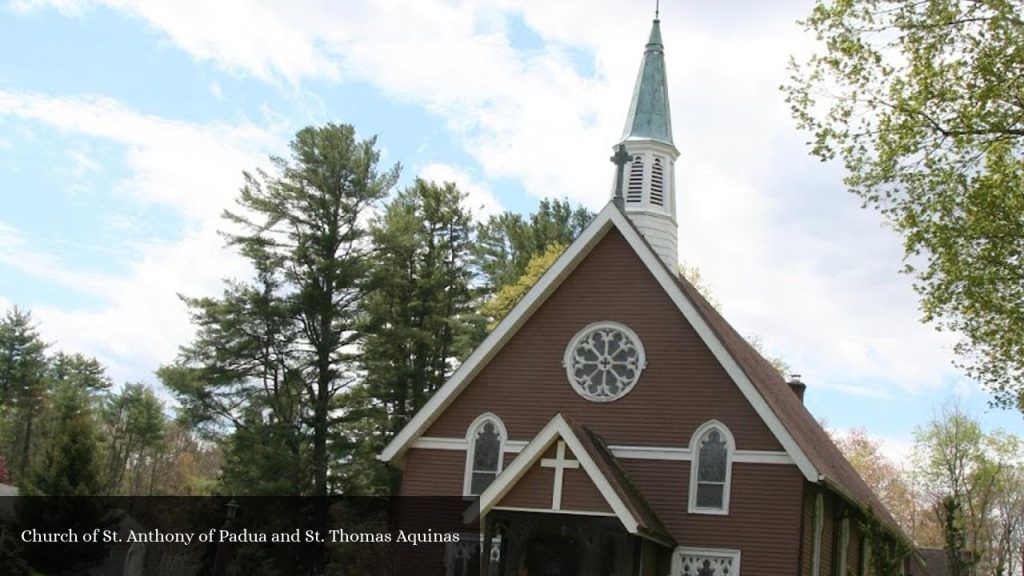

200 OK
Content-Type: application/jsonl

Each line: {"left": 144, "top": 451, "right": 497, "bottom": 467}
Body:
{"left": 650, "top": 157, "right": 665, "bottom": 206}
{"left": 627, "top": 156, "right": 644, "bottom": 203}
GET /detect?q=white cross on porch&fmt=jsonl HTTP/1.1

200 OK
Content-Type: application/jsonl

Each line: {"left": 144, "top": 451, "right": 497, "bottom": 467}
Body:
{"left": 540, "top": 440, "right": 579, "bottom": 510}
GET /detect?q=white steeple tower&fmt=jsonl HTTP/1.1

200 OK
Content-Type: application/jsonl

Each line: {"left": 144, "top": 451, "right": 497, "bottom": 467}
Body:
{"left": 613, "top": 17, "right": 679, "bottom": 268}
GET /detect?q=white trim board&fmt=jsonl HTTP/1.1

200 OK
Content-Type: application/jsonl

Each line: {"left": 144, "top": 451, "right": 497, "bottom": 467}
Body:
{"left": 412, "top": 437, "right": 793, "bottom": 465}
{"left": 491, "top": 506, "right": 617, "bottom": 518}
{"left": 380, "top": 202, "right": 819, "bottom": 483}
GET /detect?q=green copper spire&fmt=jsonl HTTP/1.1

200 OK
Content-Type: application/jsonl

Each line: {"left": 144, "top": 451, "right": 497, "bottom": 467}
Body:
{"left": 621, "top": 19, "right": 673, "bottom": 145}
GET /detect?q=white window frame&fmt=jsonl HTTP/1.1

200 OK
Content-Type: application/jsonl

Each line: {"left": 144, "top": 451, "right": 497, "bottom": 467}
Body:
{"left": 687, "top": 420, "right": 734, "bottom": 515}
{"left": 671, "top": 546, "right": 741, "bottom": 576}
{"left": 838, "top": 517, "right": 850, "bottom": 576}
{"left": 462, "top": 413, "right": 506, "bottom": 497}
{"left": 812, "top": 493, "right": 824, "bottom": 576}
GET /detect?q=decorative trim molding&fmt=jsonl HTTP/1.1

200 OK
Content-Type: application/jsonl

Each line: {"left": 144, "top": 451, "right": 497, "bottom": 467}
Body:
{"left": 415, "top": 437, "right": 465, "bottom": 450}
{"left": 733, "top": 450, "right": 794, "bottom": 465}
{"left": 412, "top": 437, "right": 792, "bottom": 465}
{"left": 606, "top": 445, "right": 690, "bottom": 460}
{"left": 491, "top": 506, "right": 617, "bottom": 518}
{"left": 672, "top": 547, "right": 741, "bottom": 576}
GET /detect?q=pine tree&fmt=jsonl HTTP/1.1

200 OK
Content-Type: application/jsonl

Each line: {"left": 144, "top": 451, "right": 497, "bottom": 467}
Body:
{"left": 351, "top": 179, "right": 474, "bottom": 492}
{"left": 0, "top": 307, "right": 48, "bottom": 482}
{"left": 473, "top": 198, "right": 592, "bottom": 292}
{"left": 168, "top": 124, "right": 398, "bottom": 497}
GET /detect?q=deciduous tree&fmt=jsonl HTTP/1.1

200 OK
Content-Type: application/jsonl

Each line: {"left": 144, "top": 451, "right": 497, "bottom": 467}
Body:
{"left": 785, "top": 0, "right": 1024, "bottom": 411}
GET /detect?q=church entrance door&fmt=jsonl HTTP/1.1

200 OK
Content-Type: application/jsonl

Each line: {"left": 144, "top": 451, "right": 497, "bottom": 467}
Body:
{"left": 524, "top": 535, "right": 581, "bottom": 576}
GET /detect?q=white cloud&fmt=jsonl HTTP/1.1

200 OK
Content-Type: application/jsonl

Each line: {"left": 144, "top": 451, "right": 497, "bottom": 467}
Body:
{"left": 0, "top": 91, "right": 278, "bottom": 222}
{"left": 208, "top": 80, "right": 224, "bottom": 101}
{"left": 7, "top": 0, "right": 971, "bottom": 402}
{"left": 66, "top": 148, "right": 101, "bottom": 177}
{"left": 0, "top": 220, "right": 114, "bottom": 296}
{"left": 30, "top": 224, "right": 247, "bottom": 383}
{"left": 0, "top": 92, "right": 271, "bottom": 383}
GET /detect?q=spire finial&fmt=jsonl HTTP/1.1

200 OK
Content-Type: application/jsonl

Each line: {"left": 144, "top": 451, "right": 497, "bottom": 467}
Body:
{"left": 655, "top": 0, "right": 659, "bottom": 19}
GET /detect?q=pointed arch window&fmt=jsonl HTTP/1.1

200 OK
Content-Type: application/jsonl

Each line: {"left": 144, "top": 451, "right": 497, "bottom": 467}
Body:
{"left": 838, "top": 517, "right": 850, "bottom": 576}
{"left": 688, "top": 421, "right": 734, "bottom": 514}
{"left": 627, "top": 155, "right": 644, "bottom": 203}
{"left": 650, "top": 157, "right": 665, "bottom": 206}
{"left": 464, "top": 414, "right": 506, "bottom": 496}
{"left": 811, "top": 493, "right": 824, "bottom": 576}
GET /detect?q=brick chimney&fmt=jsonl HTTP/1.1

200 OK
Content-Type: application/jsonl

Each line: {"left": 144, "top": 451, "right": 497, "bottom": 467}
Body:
{"left": 787, "top": 374, "right": 806, "bottom": 404}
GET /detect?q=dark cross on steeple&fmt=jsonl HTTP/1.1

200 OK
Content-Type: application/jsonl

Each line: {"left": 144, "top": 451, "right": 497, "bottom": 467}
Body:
{"left": 610, "top": 144, "right": 630, "bottom": 208}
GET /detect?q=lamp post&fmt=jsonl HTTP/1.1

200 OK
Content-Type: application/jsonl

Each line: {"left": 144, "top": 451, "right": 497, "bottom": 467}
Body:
{"left": 210, "top": 499, "right": 239, "bottom": 576}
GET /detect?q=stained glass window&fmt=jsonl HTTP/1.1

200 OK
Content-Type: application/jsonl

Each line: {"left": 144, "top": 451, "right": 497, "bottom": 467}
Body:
{"left": 689, "top": 423, "right": 734, "bottom": 515}
{"left": 467, "top": 419, "right": 502, "bottom": 495}
{"left": 696, "top": 428, "right": 728, "bottom": 509}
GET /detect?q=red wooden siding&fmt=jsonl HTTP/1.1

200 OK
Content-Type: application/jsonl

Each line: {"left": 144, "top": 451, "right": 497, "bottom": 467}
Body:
{"left": 624, "top": 459, "right": 804, "bottom": 574}
{"left": 560, "top": 465, "right": 613, "bottom": 513}
{"left": 400, "top": 448, "right": 463, "bottom": 496}
{"left": 421, "top": 228, "right": 783, "bottom": 452}
{"left": 501, "top": 464, "right": 555, "bottom": 510}
{"left": 397, "top": 228, "right": 812, "bottom": 572}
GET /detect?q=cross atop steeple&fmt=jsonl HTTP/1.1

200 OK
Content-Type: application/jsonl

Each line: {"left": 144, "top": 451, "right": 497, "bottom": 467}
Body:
{"left": 610, "top": 144, "right": 630, "bottom": 208}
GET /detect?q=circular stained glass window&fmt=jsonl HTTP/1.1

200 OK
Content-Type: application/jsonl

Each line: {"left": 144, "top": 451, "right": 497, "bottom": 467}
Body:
{"left": 564, "top": 322, "right": 646, "bottom": 402}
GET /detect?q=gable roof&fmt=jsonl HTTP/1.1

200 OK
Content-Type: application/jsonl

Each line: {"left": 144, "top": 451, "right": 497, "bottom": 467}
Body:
{"left": 380, "top": 201, "right": 906, "bottom": 538}
{"left": 467, "top": 413, "right": 674, "bottom": 547}
{"left": 670, "top": 266, "right": 906, "bottom": 534}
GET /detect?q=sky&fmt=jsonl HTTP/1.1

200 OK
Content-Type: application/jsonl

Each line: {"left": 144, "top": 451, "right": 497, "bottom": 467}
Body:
{"left": 1, "top": 0, "right": 1021, "bottom": 459}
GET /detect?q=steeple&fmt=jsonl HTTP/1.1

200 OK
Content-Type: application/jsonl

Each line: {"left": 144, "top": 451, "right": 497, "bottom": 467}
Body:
{"left": 622, "top": 18, "right": 673, "bottom": 146}
{"left": 613, "top": 16, "right": 679, "bottom": 268}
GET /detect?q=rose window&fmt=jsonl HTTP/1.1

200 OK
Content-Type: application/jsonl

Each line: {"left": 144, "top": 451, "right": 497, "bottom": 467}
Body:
{"left": 564, "top": 322, "right": 645, "bottom": 402}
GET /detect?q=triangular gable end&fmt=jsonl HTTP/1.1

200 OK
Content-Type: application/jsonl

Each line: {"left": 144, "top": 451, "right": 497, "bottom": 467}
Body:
{"left": 465, "top": 414, "right": 673, "bottom": 547}
{"left": 380, "top": 203, "right": 819, "bottom": 484}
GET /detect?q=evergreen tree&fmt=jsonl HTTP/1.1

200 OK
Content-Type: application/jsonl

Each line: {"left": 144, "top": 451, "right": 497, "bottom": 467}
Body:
{"left": 28, "top": 383, "right": 103, "bottom": 496}
{"left": 168, "top": 123, "right": 398, "bottom": 497}
{"left": 101, "top": 383, "right": 166, "bottom": 494}
{"left": 0, "top": 307, "right": 48, "bottom": 482}
{"left": 473, "top": 198, "right": 592, "bottom": 292}
{"left": 48, "top": 352, "right": 112, "bottom": 393}
{"left": 352, "top": 179, "right": 474, "bottom": 492}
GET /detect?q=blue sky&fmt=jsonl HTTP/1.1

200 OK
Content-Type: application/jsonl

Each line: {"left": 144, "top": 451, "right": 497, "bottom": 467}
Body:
{"left": 1, "top": 0, "right": 1020, "bottom": 456}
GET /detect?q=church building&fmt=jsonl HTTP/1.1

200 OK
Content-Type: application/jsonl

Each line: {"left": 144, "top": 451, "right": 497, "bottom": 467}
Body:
{"left": 380, "top": 15, "right": 917, "bottom": 576}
